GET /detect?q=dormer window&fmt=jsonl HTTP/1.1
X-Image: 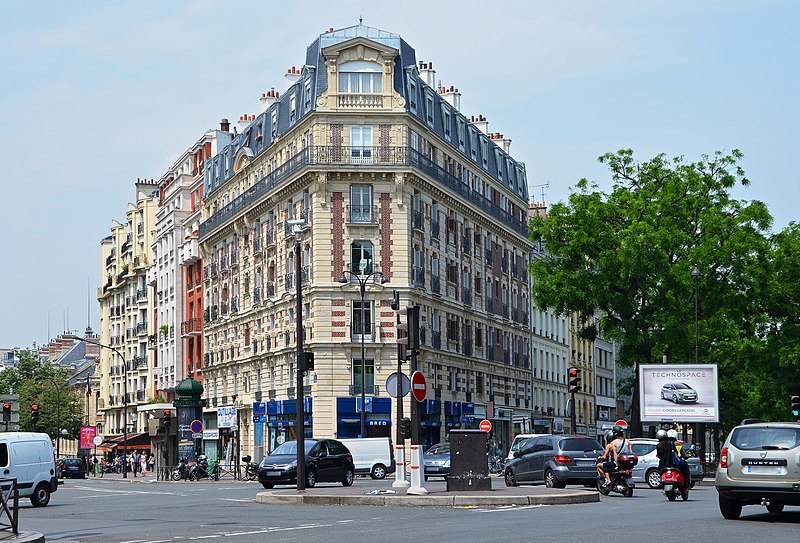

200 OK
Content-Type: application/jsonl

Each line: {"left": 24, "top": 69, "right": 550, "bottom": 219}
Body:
{"left": 339, "top": 61, "right": 382, "bottom": 93}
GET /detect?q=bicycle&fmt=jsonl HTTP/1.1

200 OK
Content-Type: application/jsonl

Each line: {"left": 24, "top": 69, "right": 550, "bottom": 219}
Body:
{"left": 488, "top": 455, "right": 506, "bottom": 475}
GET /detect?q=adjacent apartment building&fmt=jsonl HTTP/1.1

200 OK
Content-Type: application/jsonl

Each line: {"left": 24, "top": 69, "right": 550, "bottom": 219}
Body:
{"left": 198, "top": 24, "right": 533, "bottom": 458}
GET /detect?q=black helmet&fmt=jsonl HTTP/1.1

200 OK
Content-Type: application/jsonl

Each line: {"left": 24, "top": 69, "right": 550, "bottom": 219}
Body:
{"left": 604, "top": 430, "right": 614, "bottom": 442}
{"left": 612, "top": 425, "right": 624, "bottom": 437}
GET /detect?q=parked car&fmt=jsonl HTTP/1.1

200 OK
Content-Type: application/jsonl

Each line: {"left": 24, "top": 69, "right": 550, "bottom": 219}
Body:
{"left": 630, "top": 438, "right": 704, "bottom": 489}
{"left": 715, "top": 421, "right": 800, "bottom": 519}
{"left": 507, "top": 433, "right": 550, "bottom": 461}
{"left": 57, "top": 457, "right": 87, "bottom": 479}
{"left": 0, "top": 432, "right": 59, "bottom": 507}
{"left": 258, "top": 439, "right": 354, "bottom": 489}
{"left": 423, "top": 442, "right": 450, "bottom": 480}
{"left": 504, "top": 435, "right": 604, "bottom": 488}
{"left": 660, "top": 382, "right": 698, "bottom": 403}
{"left": 339, "top": 437, "right": 395, "bottom": 479}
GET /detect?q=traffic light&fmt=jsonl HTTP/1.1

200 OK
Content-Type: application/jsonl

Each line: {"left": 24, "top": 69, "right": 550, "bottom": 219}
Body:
{"left": 163, "top": 409, "right": 171, "bottom": 428}
{"left": 399, "top": 417, "right": 411, "bottom": 439}
{"left": 791, "top": 395, "right": 800, "bottom": 420}
{"left": 31, "top": 404, "right": 40, "bottom": 425}
{"left": 397, "top": 305, "right": 420, "bottom": 360}
{"left": 2, "top": 403, "right": 10, "bottom": 422}
{"left": 568, "top": 367, "right": 580, "bottom": 394}
{"left": 300, "top": 351, "right": 315, "bottom": 373}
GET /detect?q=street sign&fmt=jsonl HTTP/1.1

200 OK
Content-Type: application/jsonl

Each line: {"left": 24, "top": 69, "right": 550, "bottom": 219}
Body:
{"left": 93, "top": 436, "right": 103, "bottom": 446}
{"left": 385, "top": 372, "right": 411, "bottom": 398}
{"left": 479, "top": 419, "right": 492, "bottom": 432}
{"left": 614, "top": 419, "right": 628, "bottom": 428}
{"left": 411, "top": 371, "right": 427, "bottom": 402}
{"left": 190, "top": 420, "right": 203, "bottom": 434}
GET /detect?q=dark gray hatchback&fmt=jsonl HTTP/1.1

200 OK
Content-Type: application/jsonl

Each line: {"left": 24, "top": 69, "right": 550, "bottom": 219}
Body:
{"left": 504, "top": 435, "right": 604, "bottom": 488}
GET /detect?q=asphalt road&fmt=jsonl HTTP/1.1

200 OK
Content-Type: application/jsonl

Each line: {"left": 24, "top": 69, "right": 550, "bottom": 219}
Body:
{"left": 28, "top": 477, "right": 799, "bottom": 543}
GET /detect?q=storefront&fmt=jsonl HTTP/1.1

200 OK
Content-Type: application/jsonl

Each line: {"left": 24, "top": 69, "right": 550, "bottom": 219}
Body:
{"left": 336, "top": 397, "right": 392, "bottom": 439}
{"left": 266, "top": 398, "right": 313, "bottom": 453}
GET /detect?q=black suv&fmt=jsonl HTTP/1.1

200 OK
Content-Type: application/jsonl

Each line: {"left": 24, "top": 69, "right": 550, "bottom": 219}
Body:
{"left": 258, "top": 439, "right": 355, "bottom": 488}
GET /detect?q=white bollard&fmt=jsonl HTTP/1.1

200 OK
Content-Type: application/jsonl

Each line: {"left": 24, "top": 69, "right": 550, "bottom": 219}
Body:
{"left": 406, "top": 444, "right": 428, "bottom": 495}
{"left": 392, "top": 444, "right": 410, "bottom": 488}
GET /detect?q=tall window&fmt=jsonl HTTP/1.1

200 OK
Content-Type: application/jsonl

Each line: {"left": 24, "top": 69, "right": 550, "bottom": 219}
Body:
{"left": 338, "top": 61, "right": 382, "bottom": 93}
{"left": 350, "top": 185, "right": 372, "bottom": 223}
{"left": 350, "top": 126, "right": 373, "bottom": 163}
{"left": 351, "top": 241, "right": 373, "bottom": 275}
{"left": 352, "top": 301, "right": 373, "bottom": 340}
{"left": 352, "top": 359, "right": 375, "bottom": 394}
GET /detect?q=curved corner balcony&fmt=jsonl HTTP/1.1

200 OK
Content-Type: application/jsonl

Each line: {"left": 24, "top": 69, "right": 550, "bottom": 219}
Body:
{"left": 198, "top": 146, "right": 529, "bottom": 240}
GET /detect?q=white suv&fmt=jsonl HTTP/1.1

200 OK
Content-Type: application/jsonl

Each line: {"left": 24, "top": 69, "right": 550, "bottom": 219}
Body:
{"left": 715, "top": 421, "right": 800, "bottom": 519}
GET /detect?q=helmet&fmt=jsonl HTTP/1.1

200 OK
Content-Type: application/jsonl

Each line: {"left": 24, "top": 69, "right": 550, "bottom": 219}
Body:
{"left": 667, "top": 429, "right": 678, "bottom": 441}
{"left": 656, "top": 429, "right": 668, "bottom": 441}
{"left": 612, "top": 425, "right": 624, "bottom": 437}
{"left": 604, "top": 430, "right": 615, "bottom": 442}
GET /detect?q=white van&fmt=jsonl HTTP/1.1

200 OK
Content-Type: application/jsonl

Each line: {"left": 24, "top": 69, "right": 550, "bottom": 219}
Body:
{"left": 0, "top": 432, "right": 59, "bottom": 507}
{"left": 507, "top": 433, "right": 551, "bottom": 460}
{"left": 339, "top": 437, "right": 395, "bottom": 479}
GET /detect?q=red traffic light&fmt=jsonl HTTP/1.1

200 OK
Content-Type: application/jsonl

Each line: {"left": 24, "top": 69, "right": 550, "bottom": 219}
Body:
{"left": 569, "top": 368, "right": 578, "bottom": 378}
{"left": 31, "top": 404, "right": 39, "bottom": 411}
{"left": 163, "top": 409, "right": 171, "bottom": 416}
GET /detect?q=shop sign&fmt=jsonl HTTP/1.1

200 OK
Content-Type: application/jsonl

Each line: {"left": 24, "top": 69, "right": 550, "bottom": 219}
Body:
{"left": 217, "top": 406, "right": 237, "bottom": 428}
{"left": 202, "top": 430, "right": 219, "bottom": 440}
{"left": 367, "top": 420, "right": 390, "bottom": 426}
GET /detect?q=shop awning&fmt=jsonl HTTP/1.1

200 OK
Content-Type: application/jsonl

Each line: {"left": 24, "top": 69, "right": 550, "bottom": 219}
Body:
{"left": 98, "top": 433, "right": 152, "bottom": 451}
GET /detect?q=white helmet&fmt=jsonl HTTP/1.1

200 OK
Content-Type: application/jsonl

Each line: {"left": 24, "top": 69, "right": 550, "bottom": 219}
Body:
{"left": 656, "top": 429, "right": 668, "bottom": 441}
{"left": 667, "top": 429, "right": 678, "bottom": 441}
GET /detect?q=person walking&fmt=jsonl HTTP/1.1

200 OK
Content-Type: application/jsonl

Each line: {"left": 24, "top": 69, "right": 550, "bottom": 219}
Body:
{"left": 140, "top": 452, "right": 148, "bottom": 476}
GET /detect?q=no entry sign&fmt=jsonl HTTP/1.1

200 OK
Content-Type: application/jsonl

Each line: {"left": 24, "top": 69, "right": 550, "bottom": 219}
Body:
{"left": 479, "top": 419, "right": 492, "bottom": 432}
{"left": 411, "top": 371, "right": 427, "bottom": 402}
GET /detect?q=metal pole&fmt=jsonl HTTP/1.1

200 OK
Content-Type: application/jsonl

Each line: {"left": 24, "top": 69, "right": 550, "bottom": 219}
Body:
{"left": 394, "top": 291, "right": 403, "bottom": 446}
{"left": 691, "top": 267, "right": 703, "bottom": 464}
{"left": 295, "top": 235, "right": 305, "bottom": 492}
{"left": 56, "top": 385, "right": 60, "bottom": 459}
{"left": 360, "top": 278, "right": 366, "bottom": 439}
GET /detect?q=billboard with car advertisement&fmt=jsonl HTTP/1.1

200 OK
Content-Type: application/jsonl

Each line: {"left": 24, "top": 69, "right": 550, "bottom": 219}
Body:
{"left": 639, "top": 364, "right": 719, "bottom": 423}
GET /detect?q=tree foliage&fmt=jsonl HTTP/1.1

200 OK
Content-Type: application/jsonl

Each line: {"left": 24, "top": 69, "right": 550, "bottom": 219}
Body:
{"left": 528, "top": 149, "right": 797, "bottom": 431}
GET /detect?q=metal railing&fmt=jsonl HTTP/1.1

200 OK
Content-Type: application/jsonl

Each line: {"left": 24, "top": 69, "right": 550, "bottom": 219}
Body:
{"left": 0, "top": 478, "right": 19, "bottom": 536}
{"left": 347, "top": 205, "right": 377, "bottom": 224}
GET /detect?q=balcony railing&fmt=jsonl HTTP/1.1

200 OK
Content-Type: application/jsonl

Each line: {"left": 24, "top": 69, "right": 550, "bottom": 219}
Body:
{"left": 137, "top": 288, "right": 147, "bottom": 301}
{"left": 338, "top": 93, "right": 383, "bottom": 109}
{"left": 349, "top": 384, "right": 380, "bottom": 396}
{"left": 230, "top": 250, "right": 238, "bottom": 267}
{"left": 135, "top": 322, "right": 148, "bottom": 335}
{"left": 136, "top": 390, "right": 146, "bottom": 401}
{"left": 350, "top": 324, "right": 374, "bottom": 342}
{"left": 413, "top": 266, "right": 425, "bottom": 289}
{"left": 266, "top": 281, "right": 275, "bottom": 298}
{"left": 135, "top": 356, "right": 147, "bottom": 368}
{"left": 181, "top": 317, "right": 203, "bottom": 336}
{"left": 221, "top": 302, "right": 229, "bottom": 315}
{"left": 253, "top": 238, "right": 262, "bottom": 254}
{"left": 347, "top": 205, "right": 377, "bottom": 224}
{"left": 219, "top": 255, "right": 228, "bottom": 272}
{"left": 412, "top": 210, "right": 424, "bottom": 231}
{"left": 285, "top": 273, "right": 294, "bottom": 291}
{"left": 231, "top": 297, "right": 239, "bottom": 314}
{"left": 200, "top": 146, "right": 528, "bottom": 239}
{"left": 431, "top": 275, "right": 441, "bottom": 294}
{"left": 265, "top": 228, "right": 275, "bottom": 246}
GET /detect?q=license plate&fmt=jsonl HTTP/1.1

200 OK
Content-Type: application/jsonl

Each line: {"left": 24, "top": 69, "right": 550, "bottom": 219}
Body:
{"left": 576, "top": 460, "right": 594, "bottom": 466}
{"left": 428, "top": 467, "right": 440, "bottom": 472}
{"left": 266, "top": 471, "right": 282, "bottom": 477}
{"left": 743, "top": 465, "right": 787, "bottom": 475}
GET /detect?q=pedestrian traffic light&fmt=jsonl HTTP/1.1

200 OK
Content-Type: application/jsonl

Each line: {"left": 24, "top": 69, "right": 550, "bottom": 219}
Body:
{"left": 300, "top": 351, "right": 314, "bottom": 374}
{"left": 163, "top": 409, "right": 171, "bottom": 428}
{"left": 399, "top": 417, "right": 411, "bottom": 440}
{"left": 568, "top": 368, "right": 580, "bottom": 393}
{"left": 2, "top": 403, "right": 10, "bottom": 422}
{"left": 791, "top": 395, "right": 800, "bottom": 420}
{"left": 31, "top": 404, "right": 40, "bottom": 424}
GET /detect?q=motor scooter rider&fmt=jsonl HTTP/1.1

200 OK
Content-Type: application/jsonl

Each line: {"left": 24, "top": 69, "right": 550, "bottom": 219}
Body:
{"left": 597, "top": 430, "right": 617, "bottom": 486}
{"left": 667, "top": 429, "right": 691, "bottom": 486}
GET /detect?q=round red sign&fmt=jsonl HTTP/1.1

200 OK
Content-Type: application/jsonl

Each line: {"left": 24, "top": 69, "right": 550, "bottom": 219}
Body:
{"left": 479, "top": 419, "right": 492, "bottom": 432}
{"left": 411, "top": 371, "right": 427, "bottom": 402}
{"left": 614, "top": 419, "right": 628, "bottom": 428}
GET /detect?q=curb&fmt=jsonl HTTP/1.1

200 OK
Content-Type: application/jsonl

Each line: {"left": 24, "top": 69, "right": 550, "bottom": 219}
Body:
{"left": 254, "top": 490, "right": 598, "bottom": 507}
{"left": 4, "top": 531, "right": 45, "bottom": 543}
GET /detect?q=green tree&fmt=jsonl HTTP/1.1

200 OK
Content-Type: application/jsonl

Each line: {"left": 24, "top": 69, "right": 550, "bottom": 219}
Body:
{"left": 529, "top": 149, "right": 773, "bottom": 433}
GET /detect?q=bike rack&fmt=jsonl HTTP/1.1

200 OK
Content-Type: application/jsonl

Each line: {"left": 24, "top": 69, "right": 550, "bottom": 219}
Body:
{"left": 0, "top": 478, "right": 19, "bottom": 536}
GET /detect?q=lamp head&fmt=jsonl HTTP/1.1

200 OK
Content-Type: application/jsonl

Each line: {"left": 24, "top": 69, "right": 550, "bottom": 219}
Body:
{"left": 338, "top": 273, "right": 349, "bottom": 284}
{"left": 691, "top": 268, "right": 701, "bottom": 277}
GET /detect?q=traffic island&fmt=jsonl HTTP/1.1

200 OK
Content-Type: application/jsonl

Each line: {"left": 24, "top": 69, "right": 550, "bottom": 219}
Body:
{"left": 255, "top": 486, "right": 598, "bottom": 507}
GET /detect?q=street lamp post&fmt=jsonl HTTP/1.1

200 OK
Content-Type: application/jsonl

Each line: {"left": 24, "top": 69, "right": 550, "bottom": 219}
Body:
{"left": 339, "top": 268, "right": 387, "bottom": 439}
{"left": 691, "top": 268, "right": 703, "bottom": 461}
{"left": 287, "top": 218, "right": 307, "bottom": 491}
{"left": 76, "top": 336, "right": 129, "bottom": 479}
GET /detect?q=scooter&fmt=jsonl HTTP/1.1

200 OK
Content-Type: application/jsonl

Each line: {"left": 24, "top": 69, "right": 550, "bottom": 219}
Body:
{"left": 171, "top": 457, "right": 189, "bottom": 481}
{"left": 597, "top": 453, "right": 638, "bottom": 497}
{"left": 661, "top": 466, "right": 689, "bottom": 501}
{"left": 242, "top": 455, "right": 259, "bottom": 481}
{"left": 189, "top": 455, "right": 212, "bottom": 481}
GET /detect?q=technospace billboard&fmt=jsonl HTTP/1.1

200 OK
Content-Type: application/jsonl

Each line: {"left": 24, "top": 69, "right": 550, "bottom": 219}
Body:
{"left": 639, "top": 364, "right": 719, "bottom": 423}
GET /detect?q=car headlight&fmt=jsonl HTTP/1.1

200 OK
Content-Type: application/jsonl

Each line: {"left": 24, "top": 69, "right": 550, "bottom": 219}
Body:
{"left": 286, "top": 461, "right": 297, "bottom": 470}
{"left": 444, "top": 460, "right": 450, "bottom": 467}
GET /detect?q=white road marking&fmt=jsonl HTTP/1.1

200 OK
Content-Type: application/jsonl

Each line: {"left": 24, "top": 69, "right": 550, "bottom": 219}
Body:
{"left": 474, "top": 504, "right": 550, "bottom": 513}
{"left": 218, "top": 498, "right": 253, "bottom": 502}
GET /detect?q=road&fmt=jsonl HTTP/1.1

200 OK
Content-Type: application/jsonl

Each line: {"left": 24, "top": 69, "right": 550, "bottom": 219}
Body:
{"left": 29, "top": 477, "right": 799, "bottom": 543}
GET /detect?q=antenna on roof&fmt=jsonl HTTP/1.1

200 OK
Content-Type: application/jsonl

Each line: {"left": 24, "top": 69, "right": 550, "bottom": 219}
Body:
{"left": 531, "top": 182, "right": 549, "bottom": 203}
{"left": 359, "top": 15, "right": 363, "bottom": 25}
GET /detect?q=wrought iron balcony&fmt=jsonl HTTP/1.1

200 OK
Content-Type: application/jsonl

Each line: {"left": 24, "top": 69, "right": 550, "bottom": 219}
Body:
{"left": 230, "top": 250, "right": 238, "bottom": 267}
{"left": 181, "top": 317, "right": 203, "bottom": 336}
{"left": 219, "top": 255, "right": 228, "bottom": 272}
{"left": 413, "top": 266, "right": 425, "bottom": 289}
{"left": 413, "top": 210, "right": 424, "bottom": 231}
{"left": 135, "top": 322, "right": 148, "bottom": 335}
{"left": 347, "top": 205, "right": 377, "bottom": 224}
{"left": 266, "top": 281, "right": 275, "bottom": 298}
{"left": 252, "top": 238, "right": 262, "bottom": 254}
{"left": 231, "top": 297, "right": 239, "bottom": 314}
{"left": 221, "top": 302, "right": 228, "bottom": 315}
{"left": 136, "top": 390, "right": 146, "bottom": 401}
{"left": 265, "top": 228, "right": 275, "bottom": 246}
{"left": 137, "top": 288, "right": 147, "bottom": 301}
{"left": 285, "top": 273, "right": 294, "bottom": 291}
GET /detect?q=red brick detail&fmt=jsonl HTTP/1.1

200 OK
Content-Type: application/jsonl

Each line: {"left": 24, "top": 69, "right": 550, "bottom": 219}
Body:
{"left": 383, "top": 332, "right": 395, "bottom": 339}
{"left": 331, "top": 310, "right": 346, "bottom": 317}
{"left": 332, "top": 331, "right": 346, "bottom": 338}
{"left": 380, "top": 311, "right": 396, "bottom": 318}
{"left": 332, "top": 192, "right": 344, "bottom": 280}
{"left": 332, "top": 299, "right": 345, "bottom": 307}
{"left": 380, "top": 193, "right": 392, "bottom": 279}
{"left": 331, "top": 321, "right": 346, "bottom": 327}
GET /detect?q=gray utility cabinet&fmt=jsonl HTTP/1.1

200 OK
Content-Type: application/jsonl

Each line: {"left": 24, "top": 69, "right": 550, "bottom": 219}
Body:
{"left": 446, "top": 429, "right": 491, "bottom": 491}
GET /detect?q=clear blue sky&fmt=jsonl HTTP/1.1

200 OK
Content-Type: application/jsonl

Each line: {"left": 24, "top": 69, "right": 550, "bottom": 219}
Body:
{"left": 1, "top": 1, "right": 797, "bottom": 348}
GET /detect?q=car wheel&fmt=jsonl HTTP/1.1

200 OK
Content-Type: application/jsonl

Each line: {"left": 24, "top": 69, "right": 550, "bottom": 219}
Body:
{"left": 646, "top": 469, "right": 663, "bottom": 489}
{"left": 342, "top": 468, "right": 354, "bottom": 487}
{"left": 261, "top": 482, "right": 274, "bottom": 489}
{"left": 672, "top": 394, "right": 678, "bottom": 403}
{"left": 766, "top": 503, "right": 784, "bottom": 514}
{"left": 306, "top": 469, "right": 317, "bottom": 488}
{"left": 30, "top": 483, "right": 51, "bottom": 507}
{"left": 370, "top": 464, "right": 387, "bottom": 480}
{"left": 544, "top": 470, "right": 565, "bottom": 488}
{"left": 718, "top": 494, "right": 742, "bottom": 520}
{"left": 504, "top": 468, "right": 517, "bottom": 487}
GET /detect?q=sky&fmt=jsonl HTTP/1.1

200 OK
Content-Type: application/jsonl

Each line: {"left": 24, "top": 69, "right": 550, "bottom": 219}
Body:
{"left": 0, "top": 1, "right": 797, "bottom": 348}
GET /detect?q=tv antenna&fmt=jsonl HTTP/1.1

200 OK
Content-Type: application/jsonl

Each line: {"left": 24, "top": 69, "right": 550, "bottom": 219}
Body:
{"left": 531, "top": 183, "right": 549, "bottom": 203}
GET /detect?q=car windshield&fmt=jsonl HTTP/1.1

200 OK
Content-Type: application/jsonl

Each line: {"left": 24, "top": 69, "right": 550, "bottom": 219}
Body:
{"left": 631, "top": 443, "right": 657, "bottom": 456}
{"left": 730, "top": 427, "right": 800, "bottom": 451}
{"left": 65, "top": 459, "right": 82, "bottom": 466}
{"left": 270, "top": 440, "right": 316, "bottom": 455}
{"left": 427, "top": 444, "right": 449, "bottom": 455}
{"left": 559, "top": 438, "right": 602, "bottom": 451}
{"left": 675, "top": 383, "right": 692, "bottom": 389}
{"left": 510, "top": 437, "right": 529, "bottom": 452}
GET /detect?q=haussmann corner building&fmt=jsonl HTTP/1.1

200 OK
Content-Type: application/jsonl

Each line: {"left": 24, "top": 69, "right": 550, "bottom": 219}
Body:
{"left": 198, "top": 24, "right": 534, "bottom": 459}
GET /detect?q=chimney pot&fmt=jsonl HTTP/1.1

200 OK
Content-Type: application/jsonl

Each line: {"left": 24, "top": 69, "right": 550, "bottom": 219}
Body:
{"left": 329, "top": 27, "right": 333, "bottom": 32}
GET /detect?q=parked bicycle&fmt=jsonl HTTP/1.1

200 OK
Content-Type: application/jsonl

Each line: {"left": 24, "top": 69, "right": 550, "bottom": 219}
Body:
{"left": 489, "top": 455, "right": 506, "bottom": 475}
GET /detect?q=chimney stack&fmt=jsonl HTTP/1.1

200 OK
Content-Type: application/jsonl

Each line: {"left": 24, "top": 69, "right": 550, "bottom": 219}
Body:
{"left": 440, "top": 85, "right": 461, "bottom": 111}
{"left": 490, "top": 132, "right": 512, "bottom": 154}
{"left": 285, "top": 66, "right": 301, "bottom": 90}
{"left": 418, "top": 61, "right": 436, "bottom": 88}
{"left": 238, "top": 114, "right": 254, "bottom": 133}
{"left": 471, "top": 115, "right": 489, "bottom": 135}
{"left": 220, "top": 118, "right": 230, "bottom": 132}
{"left": 260, "top": 88, "right": 280, "bottom": 112}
